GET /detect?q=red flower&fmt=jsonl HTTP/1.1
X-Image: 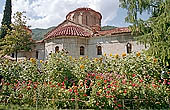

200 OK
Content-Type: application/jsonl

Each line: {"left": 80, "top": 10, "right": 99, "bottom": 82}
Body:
{"left": 69, "top": 89, "right": 72, "bottom": 92}
{"left": 132, "top": 83, "right": 136, "bottom": 87}
{"left": 49, "top": 82, "right": 52, "bottom": 85}
{"left": 124, "top": 89, "right": 127, "bottom": 93}
{"left": 132, "top": 74, "right": 136, "bottom": 77}
{"left": 139, "top": 79, "right": 143, "bottom": 83}
{"left": 57, "top": 83, "right": 60, "bottom": 86}
{"left": 91, "top": 73, "right": 95, "bottom": 77}
{"left": 62, "top": 81, "right": 64, "bottom": 86}
{"left": 104, "top": 80, "right": 107, "bottom": 83}
{"left": 50, "top": 85, "right": 56, "bottom": 88}
{"left": 118, "top": 104, "right": 122, "bottom": 107}
{"left": 83, "top": 94, "right": 87, "bottom": 97}
{"left": 96, "top": 75, "right": 100, "bottom": 79}
{"left": 159, "top": 80, "right": 162, "bottom": 83}
{"left": 74, "top": 90, "right": 77, "bottom": 93}
{"left": 106, "top": 91, "right": 110, "bottom": 94}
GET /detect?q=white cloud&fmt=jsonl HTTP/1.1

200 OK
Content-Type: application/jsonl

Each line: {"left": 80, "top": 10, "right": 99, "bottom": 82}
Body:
{"left": 12, "top": 0, "right": 119, "bottom": 29}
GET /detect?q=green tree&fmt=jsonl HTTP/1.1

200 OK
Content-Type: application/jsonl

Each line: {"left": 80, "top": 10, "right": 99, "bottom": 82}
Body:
{"left": 120, "top": 0, "right": 170, "bottom": 67}
{"left": 0, "top": 12, "right": 33, "bottom": 61}
{"left": 0, "top": 0, "right": 12, "bottom": 39}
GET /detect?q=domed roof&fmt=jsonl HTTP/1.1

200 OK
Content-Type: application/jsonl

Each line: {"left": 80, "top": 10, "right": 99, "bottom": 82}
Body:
{"left": 66, "top": 8, "right": 102, "bottom": 20}
{"left": 45, "top": 25, "right": 90, "bottom": 39}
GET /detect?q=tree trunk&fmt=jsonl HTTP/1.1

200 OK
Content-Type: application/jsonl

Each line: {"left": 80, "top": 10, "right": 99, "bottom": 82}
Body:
{"left": 16, "top": 50, "right": 17, "bottom": 61}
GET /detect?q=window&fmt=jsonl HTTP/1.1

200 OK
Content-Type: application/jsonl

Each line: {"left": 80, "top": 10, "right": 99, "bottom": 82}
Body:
{"left": 86, "top": 16, "right": 88, "bottom": 25}
{"left": 126, "top": 42, "right": 132, "bottom": 53}
{"left": 55, "top": 46, "right": 59, "bottom": 53}
{"left": 80, "top": 46, "right": 85, "bottom": 55}
{"left": 36, "top": 51, "right": 39, "bottom": 59}
{"left": 97, "top": 46, "right": 102, "bottom": 55}
{"left": 11, "top": 53, "right": 14, "bottom": 58}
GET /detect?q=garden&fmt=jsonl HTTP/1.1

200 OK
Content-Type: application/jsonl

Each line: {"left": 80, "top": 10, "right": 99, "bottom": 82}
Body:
{"left": 0, "top": 51, "right": 170, "bottom": 109}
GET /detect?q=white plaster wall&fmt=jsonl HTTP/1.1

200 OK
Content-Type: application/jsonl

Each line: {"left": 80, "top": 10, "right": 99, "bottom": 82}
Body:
{"left": 45, "top": 36, "right": 88, "bottom": 59}
{"left": 35, "top": 43, "right": 45, "bottom": 60}
{"left": 45, "top": 38, "right": 64, "bottom": 59}
{"left": 44, "top": 34, "right": 147, "bottom": 59}
{"left": 87, "top": 33, "right": 147, "bottom": 58}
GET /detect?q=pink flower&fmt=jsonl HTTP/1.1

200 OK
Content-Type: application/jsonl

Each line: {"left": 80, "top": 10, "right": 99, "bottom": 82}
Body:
{"left": 107, "top": 85, "right": 111, "bottom": 88}
{"left": 122, "top": 79, "right": 126, "bottom": 84}
{"left": 167, "top": 82, "right": 170, "bottom": 85}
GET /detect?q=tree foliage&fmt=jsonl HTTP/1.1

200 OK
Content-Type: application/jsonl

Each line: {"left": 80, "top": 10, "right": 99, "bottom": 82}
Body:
{"left": 0, "top": 12, "right": 33, "bottom": 60}
{"left": 119, "top": 0, "right": 170, "bottom": 66}
{"left": 0, "top": 0, "right": 12, "bottom": 39}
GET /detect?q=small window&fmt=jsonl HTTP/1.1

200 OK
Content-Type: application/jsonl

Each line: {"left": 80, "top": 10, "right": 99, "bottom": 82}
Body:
{"left": 36, "top": 51, "right": 39, "bottom": 59}
{"left": 11, "top": 53, "right": 14, "bottom": 58}
{"left": 126, "top": 42, "right": 132, "bottom": 53}
{"left": 97, "top": 46, "right": 102, "bottom": 55}
{"left": 80, "top": 46, "right": 85, "bottom": 55}
{"left": 86, "top": 16, "right": 88, "bottom": 25}
{"left": 55, "top": 46, "right": 59, "bottom": 53}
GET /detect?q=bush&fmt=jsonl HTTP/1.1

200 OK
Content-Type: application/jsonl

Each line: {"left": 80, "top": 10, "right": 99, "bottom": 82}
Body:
{"left": 0, "top": 51, "right": 169, "bottom": 109}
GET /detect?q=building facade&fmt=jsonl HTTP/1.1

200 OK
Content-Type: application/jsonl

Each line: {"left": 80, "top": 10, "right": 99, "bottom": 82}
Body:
{"left": 14, "top": 8, "right": 146, "bottom": 60}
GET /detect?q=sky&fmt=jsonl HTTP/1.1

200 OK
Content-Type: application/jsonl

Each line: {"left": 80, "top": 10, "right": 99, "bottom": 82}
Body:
{"left": 0, "top": 0, "right": 150, "bottom": 29}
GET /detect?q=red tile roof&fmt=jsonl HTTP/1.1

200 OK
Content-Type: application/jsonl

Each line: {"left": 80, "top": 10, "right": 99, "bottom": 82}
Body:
{"left": 97, "top": 27, "right": 131, "bottom": 36}
{"left": 44, "top": 25, "right": 90, "bottom": 40}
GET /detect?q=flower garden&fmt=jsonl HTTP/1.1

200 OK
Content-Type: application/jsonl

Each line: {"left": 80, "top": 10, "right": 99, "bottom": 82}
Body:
{"left": 0, "top": 52, "right": 170, "bottom": 109}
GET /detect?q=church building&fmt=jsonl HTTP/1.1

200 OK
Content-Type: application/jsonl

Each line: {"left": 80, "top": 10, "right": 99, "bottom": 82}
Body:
{"left": 15, "top": 8, "right": 146, "bottom": 60}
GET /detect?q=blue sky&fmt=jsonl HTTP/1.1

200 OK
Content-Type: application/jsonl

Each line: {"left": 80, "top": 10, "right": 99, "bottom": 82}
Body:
{"left": 0, "top": 0, "right": 150, "bottom": 29}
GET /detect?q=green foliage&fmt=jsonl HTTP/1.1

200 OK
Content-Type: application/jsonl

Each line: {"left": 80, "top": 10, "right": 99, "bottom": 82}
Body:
{"left": 31, "top": 27, "right": 55, "bottom": 40}
{"left": 0, "top": 12, "right": 33, "bottom": 59}
{"left": 0, "top": 52, "right": 169, "bottom": 109}
{"left": 119, "top": 0, "right": 170, "bottom": 66}
{"left": 101, "top": 25, "right": 116, "bottom": 31}
{"left": 0, "top": 0, "right": 12, "bottom": 39}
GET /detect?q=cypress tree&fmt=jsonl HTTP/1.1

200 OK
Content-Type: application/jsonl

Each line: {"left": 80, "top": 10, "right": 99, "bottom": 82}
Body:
{"left": 0, "top": 0, "right": 12, "bottom": 39}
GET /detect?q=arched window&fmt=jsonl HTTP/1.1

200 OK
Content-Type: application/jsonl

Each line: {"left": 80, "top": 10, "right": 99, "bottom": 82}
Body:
{"left": 55, "top": 46, "right": 59, "bottom": 53}
{"left": 97, "top": 46, "right": 102, "bottom": 55}
{"left": 80, "top": 46, "right": 85, "bottom": 55}
{"left": 36, "top": 50, "right": 39, "bottom": 59}
{"left": 86, "top": 15, "right": 88, "bottom": 25}
{"left": 11, "top": 53, "right": 14, "bottom": 58}
{"left": 126, "top": 42, "right": 132, "bottom": 53}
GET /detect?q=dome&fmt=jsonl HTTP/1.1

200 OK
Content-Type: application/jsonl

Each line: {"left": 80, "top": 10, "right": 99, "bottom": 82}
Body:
{"left": 66, "top": 8, "right": 102, "bottom": 27}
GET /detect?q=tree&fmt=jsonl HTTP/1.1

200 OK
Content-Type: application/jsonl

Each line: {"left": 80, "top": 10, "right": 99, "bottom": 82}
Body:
{"left": 0, "top": 0, "right": 12, "bottom": 39}
{"left": 119, "top": 0, "right": 170, "bottom": 67}
{"left": 0, "top": 12, "right": 33, "bottom": 61}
